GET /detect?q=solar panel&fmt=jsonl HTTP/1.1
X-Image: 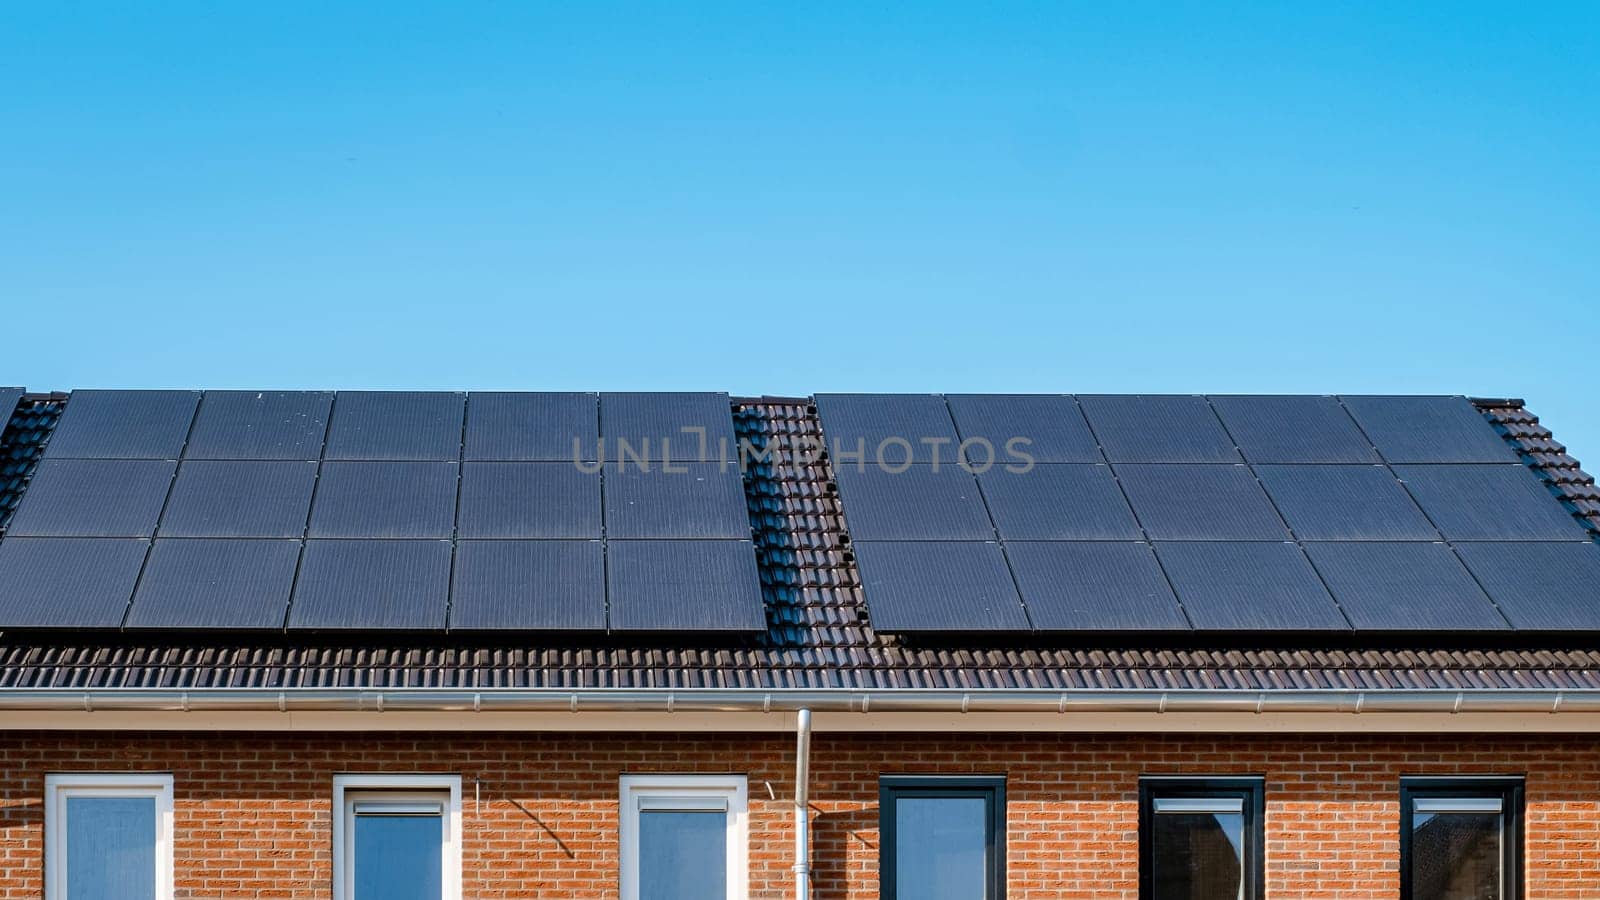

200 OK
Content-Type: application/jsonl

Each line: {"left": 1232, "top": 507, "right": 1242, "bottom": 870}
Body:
{"left": 1208, "top": 396, "right": 1378, "bottom": 463}
{"left": 1254, "top": 465, "right": 1439, "bottom": 540}
{"left": 600, "top": 392, "right": 739, "bottom": 463}
{"left": 1153, "top": 542, "right": 1349, "bottom": 630}
{"left": 0, "top": 537, "right": 147, "bottom": 627}
{"left": 1394, "top": 464, "right": 1587, "bottom": 541}
{"left": 323, "top": 391, "right": 465, "bottom": 461}
{"left": 1004, "top": 541, "right": 1188, "bottom": 630}
{"left": 5, "top": 459, "right": 176, "bottom": 537}
{"left": 448, "top": 540, "right": 605, "bottom": 630}
{"left": 184, "top": 391, "right": 332, "bottom": 460}
{"left": 465, "top": 392, "right": 598, "bottom": 462}
{"left": 1115, "top": 464, "right": 1289, "bottom": 540}
{"left": 288, "top": 539, "right": 452, "bottom": 629}
{"left": 813, "top": 394, "right": 960, "bottom": 465}
{"left": 1340, "top": 396, "right": 1516, "bottom": 463}
{"left": 0, "top": 387, "right": 22, "bottom": 425}
{"left": 1452, "top": 542, "right": 1600, "bottom": 630}
{"left": 851, "top": 541, "right": 1030, "bottom": 633}
{"left": 158, "top": 461, "right": 318, "bottom": 538}
{"left": 976, "top": 465, "right": 1142, "bottom": 540}
{"left": 307, "top": 462, "right": 459, "bottom": 538}
{"left": 605, "top": 539, "right": 765, "bottom": 632}
{"left": 1303, "top": 542, "right": 1509, "bottom": 631}
{"left": 945, "top": 394, "right": 1101, "bottom": 463}
{"left": 44, "top": 390, "right": 199, "bottom": 459}
{"left": 602, "top": 462, "right": 749, "bottom": 539}
{"left": 1077, "top": 395, "right": 1240, "bottom": 463}
{"left": 125, "top": 538, "right": 301, "bottom": 629}
{"left": 831, "top": 463, "right": 993, "bottom": 540}
{"left": 457, "top": 462, "right": 601, "bottom": 538}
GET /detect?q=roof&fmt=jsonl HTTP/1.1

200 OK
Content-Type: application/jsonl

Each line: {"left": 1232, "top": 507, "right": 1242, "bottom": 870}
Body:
{"left": 0, "top": 391, "right": 1596, "bottom": 692}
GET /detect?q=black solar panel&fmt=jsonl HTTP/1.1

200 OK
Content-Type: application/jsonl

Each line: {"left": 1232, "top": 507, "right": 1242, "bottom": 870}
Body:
{"left": 1254, "top": 465, "right": 1439, "bottom": 540}
{"left": 1304, "top": 542, "right": 1509, "bottom": 631}
{"left": 945, "top": 394, "right": 1101, "bottom": 464}
{"left": 600, "top": 392, "right": 739, "bottom": 463}
{"left": 0, "top": 388, "right": 22, "bottom": 425}
{"left": 465, "top": 392, "right": 598, "bottom": 462}
{"left": 976, "top": 465, "right": 1142, "bottom": 540}
{"left": 814, "top": 394, "right": 960, "bottom": 465}
{"left": 1077, "top": 395, "right": 1240, "bottom": 463}
{"left": 288, "top": 539, "right": 452, "bottom": 629}
{"left": 1004, "top": 541, "right": 1188, "bottom": 631}
{"left": 1394, "top": 465, "right": 1587, "bottom": 541}
{"left": 602, "top": 463, "right": 749, "bottom": 539}
{"left": 158, "top": 461, "right": 318, "bottom": 538}
{"left": 1340, "top": 395, "right": 1516, "bottom": 463}
{"left": 307, "top": 462, "right": 459, "bottom": 538}
{"left": 1116, "top": 464, "right": 1289, "bottom": 540}
{"left": 323, "top": 391, "right": 465, "bottom": 461}
{"left": 44, "top": 390, "right": 198, "bottom": 459}
{"left": 126, "top": 538, "right": 301, "bottom": 629}
{"left": 831, "top": 463, "right": 993, "bottom": 540}
{"left": 1154, "top": 542, "right": 1349, "bottom": 631}
{"left": 0, "top": 537, "right": 147, "bottom": 628}
{"left": 605, "top": 539, "right": 765, "bottom": 632}
{"left": 1453, "top": 542, "right": 1600, "bottom": 630}
{"left": 184, "top": 391, "right": 332, "bottom": 460}
{"left": 457, "top": 462, "right": 601, "bottom": 538}
{"left": 1209, "top": 395, "right": 1378, "bottom": 463}
{"left": 5, "top": 459, "right": 176, "bottom": 537}
{"left": 448, "top": 540, "right": 605, "bottom": 630}
{"left": 851, "top": 541, "right": 1030, "bottom": 633}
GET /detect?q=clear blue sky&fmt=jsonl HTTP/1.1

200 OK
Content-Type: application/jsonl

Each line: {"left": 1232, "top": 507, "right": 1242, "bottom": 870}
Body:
{"left": 4, "top": 4, "right": 1597, "bottom": 454}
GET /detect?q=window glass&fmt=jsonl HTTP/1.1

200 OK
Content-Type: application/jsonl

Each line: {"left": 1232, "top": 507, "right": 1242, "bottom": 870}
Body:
{"left": 1409, "top": 802, "right": 1503, "bottom": 900}
{"left": 639, "top": 809, "right": 728, "bottom": 900}
{"left": 1150, "top": 803, "right": 1244, "bottom": 900}
{"left": 64, "top": 796, "right": 157, "bottom": 900}
{"left": 353, "top": 809, "right": 443, "bottom": 900}
{"left": 894, "top": 796, "right": 989, "bottom": 899}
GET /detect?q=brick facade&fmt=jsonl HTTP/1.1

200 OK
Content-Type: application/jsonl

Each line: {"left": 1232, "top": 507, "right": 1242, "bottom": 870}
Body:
{"left": 1, "top": 731, "right": 1596, "bottom": 898}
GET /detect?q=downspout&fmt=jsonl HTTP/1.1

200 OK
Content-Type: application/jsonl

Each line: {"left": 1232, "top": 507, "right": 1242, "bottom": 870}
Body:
{"left": 794, "top": 707, "right": 812, "bottom": 900}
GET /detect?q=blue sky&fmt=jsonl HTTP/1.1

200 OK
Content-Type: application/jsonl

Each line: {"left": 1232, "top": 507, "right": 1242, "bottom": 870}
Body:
{"left": 3, "top": 4, "right": 1597, "bottom": 453}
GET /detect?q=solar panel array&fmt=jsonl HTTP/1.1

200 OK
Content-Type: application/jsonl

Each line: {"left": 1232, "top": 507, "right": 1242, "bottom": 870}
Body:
{"left": 818, "top": 393, "right": 1599, "bottom": 634}
{"left": 0, "top": 390, "right": 763, "bottom": 633}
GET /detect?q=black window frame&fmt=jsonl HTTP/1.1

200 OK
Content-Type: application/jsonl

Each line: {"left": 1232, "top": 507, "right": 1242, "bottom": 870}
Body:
{"left": 1399, "top": 776, "right": 1524, "bottom": 900}
{"left": 879, "top": 775, "right": 1006, "bottom": 900}
{"left": 1138, "top": 776, "right": 1265, "bottom": 900}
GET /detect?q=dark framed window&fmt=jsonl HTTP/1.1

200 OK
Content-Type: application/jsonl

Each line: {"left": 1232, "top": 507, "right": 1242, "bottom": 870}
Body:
{"left": 1400, "top": 777, "right": 1523, "bottom": 900}
{"left": 879, "top": 776, "right": 1006, "bottom": 900}
{"left": 1138, "top": 777, "right": 1264, "bottom": 900}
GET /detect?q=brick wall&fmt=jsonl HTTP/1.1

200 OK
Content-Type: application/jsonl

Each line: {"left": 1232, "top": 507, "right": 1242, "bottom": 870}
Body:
{"left": 0, "top": 732, "right": 1596, "bottom": 898}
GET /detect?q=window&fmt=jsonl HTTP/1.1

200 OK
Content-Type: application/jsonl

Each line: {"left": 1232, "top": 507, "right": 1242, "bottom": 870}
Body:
{"left": 1400, "top": 777, "right": 1523, "bottom": 900}
{"left": 1139, "top": 777, "right": 1264, "bottom": 900}
{"left": 45, "top": 773, "right": 174, "bottom": 900}
{"left": 333, "top": 774, "right": 461, "bottom": 900}
{"left": 879, "top": 776, "right": 1006, "bottom": 900}
{"left": 619, "top": 774, "right": 748, "bottom": 900}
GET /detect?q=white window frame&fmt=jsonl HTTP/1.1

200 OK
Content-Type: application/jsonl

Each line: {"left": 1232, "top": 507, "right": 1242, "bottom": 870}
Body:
{"left": 44, "top": 772, "right": 175, "bottom": 900}
{"left": 332, "top": 774, "right": 462, "bottom": 900}
{"left": 619, "top": 774, "right": 748, "bottom": 900}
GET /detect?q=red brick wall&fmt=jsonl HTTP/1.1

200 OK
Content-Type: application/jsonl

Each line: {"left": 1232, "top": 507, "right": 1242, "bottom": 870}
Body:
{"left": 0, "top": 732, "right": 1596, "bottom": 898}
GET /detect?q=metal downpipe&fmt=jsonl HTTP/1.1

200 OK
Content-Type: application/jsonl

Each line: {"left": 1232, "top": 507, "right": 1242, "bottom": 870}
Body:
{"left": 795, "top": 708, "right": 812, "bottom": 900}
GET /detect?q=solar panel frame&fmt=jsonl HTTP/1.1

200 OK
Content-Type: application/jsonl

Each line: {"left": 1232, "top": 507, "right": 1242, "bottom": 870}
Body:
{"left": 43, "top": 389, "right": 199, "bottom": 459}
{"left": 1394, "top": 464, "right": 1588, "bottom": 541}
{"left": 1340, "top": 395, "right": 1518, "bottom": 464}
{"left": 1254, "top": 464, "right": 1440, "bottom": 541}
{"left": 831, "top": 463, "right": 994, "bottom": 540}
{"left": 1208, "top": 395, "right": 1379, "bottom": 463}
{"left": 183, "top": 390, "right": 333, "bottom": 460}
{"left": 158, "top": 460, "right": 319, "bottom": 538}
{"left": 288, "top": 539, "right": 452, "bottom": 630}
{"left": 0, "top": 537, "right": 148, "bottom": 628}
{"left": 1077, "top": 395, "right": 1241, "bottom": 463}
{"left": 1303, "top": 542, "right": 1510, "bottom": 631}
{"left": 976, "top": 464, "right": 1142, "bottom": 540}
{"left": 1004, "top": 541, "right": 1189, "bottom": 631}
{"left": 813, "top": 394, "right": 961, "bottom": 465}
{"left": 4, "top": 459, "right": 176, "bottom": 537}
{"left": 465, "top": 392, "right": 599, "bottom": 462}
{"left": 323, "top": 391, "right": 466, "bottom": 461}
{"left": 945, "top": 394, "right": 1102, "bottom": 464}
{"left": 599, "top": 392, "right": 739, "bottom": 463}
{"left": 1115, "top": 464, "right": 1290, "bottom": 541}
{"left": 850, "top": 540, "right": 1031, "bottom": 633}
{"left": 307, "top": 461, "right": 459, "bottom": 539}
{"left": 605, "top": 539, "right": 766, "bottom": 632}
{"left": 602, "top": 462, "right": 750, "bottom": 539}
{"left": 125, "top": 538, "right": 301, "bottom": 629}
{"left": 448, "top": 539, "right": 605, "bottom": 631}
{"left": 1153, "top": 541, "right": 1350, "bottom": 631}
{"left": 457, "top": 462, "right": 602, "bottom": 538}
{"left": 1452, "top": 542, "right": 1600, "bottom": 630}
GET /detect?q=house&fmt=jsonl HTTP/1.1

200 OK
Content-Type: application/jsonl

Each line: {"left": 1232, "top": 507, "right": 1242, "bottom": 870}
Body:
{"left": 1, "top": 388, "right": 1598, "bottom": 899}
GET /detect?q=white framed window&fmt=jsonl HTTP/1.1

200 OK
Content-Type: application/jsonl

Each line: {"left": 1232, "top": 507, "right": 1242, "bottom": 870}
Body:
{"left": 332, "top": 774, "right": 462, "bottom": 900}
{"left": 45, "top": 772, "right": 174, "bottom": 900}
{"left": 619, "top": 774, "right": 748, "bottom": 900}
